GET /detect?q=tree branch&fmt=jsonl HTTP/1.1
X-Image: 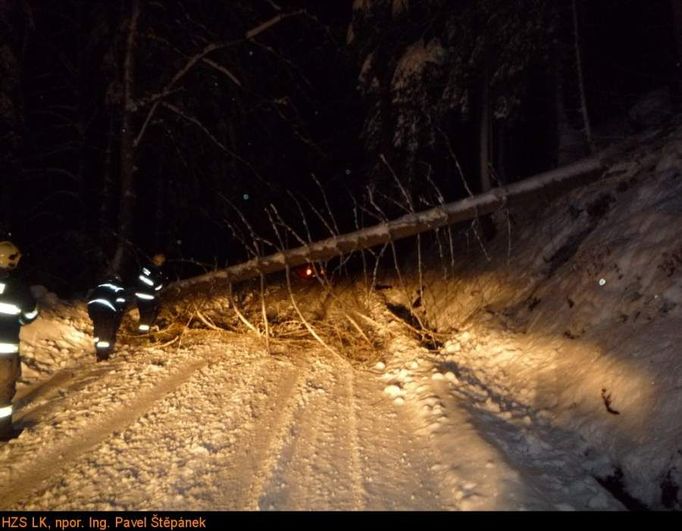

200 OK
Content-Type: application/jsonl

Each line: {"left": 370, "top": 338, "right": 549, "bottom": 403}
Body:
{"left": 160, "top": 102, "right": 265, "bottom": 186}
{"left": 246, "top": 10, "right": 305, "bottom": 40}
{"left": 201, "top": 57, "right": 242, "bottom": 87}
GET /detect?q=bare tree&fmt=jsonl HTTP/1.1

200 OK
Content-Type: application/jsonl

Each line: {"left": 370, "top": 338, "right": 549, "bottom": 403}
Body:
{"left": 672, "top": 0, "right": 682, "bottom": 107}
{"left": 571, "top": 0, "right": 594, "bottom": 154}
{"left": 479, "top": 57, "right": 493, "bottom": 194}
{"left": 111, "top": 0, "right": 140, "bottom": 272}
{"left": 107, "top": 4, "right": 308, "bottom": 273}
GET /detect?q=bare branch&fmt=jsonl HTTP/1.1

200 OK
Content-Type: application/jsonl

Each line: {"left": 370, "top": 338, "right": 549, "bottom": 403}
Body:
{"left": 133, "top": 39, "right": 241, "bottom": 144}
{"left": 380, "top": 154, "right": 414, "bottom": 212}
{"left": 311, "top": 173, "right": 340, "bottom": 235}
{"left": 134, "top": 100, "right": 162, "bottom": 147}
{"left": 162, "top": 102, "right": 228, "bottom": 149}
{"left": 439, "top": 128, "right": 475, "bottom": 197}
{"left": 285, "top": 265, "right": 339, "bottom": 357}
{"left": 195, "top": 308, "right": 224, "bottom": 332}
{"left": 227, "top": 282, "right": 262, "bottom": 336}
{"left": 302, "top": 195, "right": 337, "bottom": 238}
{"left": 260, "top": 274, "right": 271, "bottom": 354}
{"left": 218, "top": 192, "right": 275, "bottom": 254}
{"left": 201, "top": 57, "right": 242, "bottom": 87}
{"left": 366, "top": 185, "right": 388, "bottom": 221}
{"left": 161, "top": 102, "right": 268, "bottom": 186}
{"left": 287, "top": 191, "right": 313, "bottom": 243}
{"left": 246, "top": 10, "right": 305, "bottom": 40}
{"left": 268, "top": 204, "right": 307, "bottom": 247}
{"left": 263, "top": 0, "right": 282, "bottom": 11}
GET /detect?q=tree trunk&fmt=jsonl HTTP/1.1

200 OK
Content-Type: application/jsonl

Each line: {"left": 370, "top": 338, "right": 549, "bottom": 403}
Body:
{"left": 478, "top": 57, "right": 497, "bottom": 240}
{"left": 155, "top": 158, "right": 165, "bottom": 251}
{"left": 172, "top": 155, "right": 606, "bottom": 292}
{"left": 671, "top": 0, "right": 682, "bottom": 109}
{"left": 494, "top": 120, "right": 507, "bottom": 185}
{"left": 0, "top": 43, "right": 21, "bottom": 231}
{"left": 479, "top": 61, "right": 492, "bottom": 193}
{"left": 555, "top": 43, "right": 584, "bottom": 165}
{"left": 0, "top": 5, "right": 24, "bottom": 233}
{"left": 99, "top": 114, "right": 115, "bottom": 244}
{"left": 111, "top": 0, "right": 140, "bottom": 273}
{"left": 571, "top": 0, "right": 594, "bottom": 154}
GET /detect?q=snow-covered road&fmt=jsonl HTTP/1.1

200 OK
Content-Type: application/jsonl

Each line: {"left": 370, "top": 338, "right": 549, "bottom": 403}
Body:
{"left": 0, "top": 313, "right": 622, "bottom": 510}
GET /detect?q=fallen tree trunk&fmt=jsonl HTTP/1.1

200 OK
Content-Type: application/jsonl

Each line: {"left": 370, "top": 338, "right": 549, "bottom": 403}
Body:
{"left": 172, "top": 155, "right": 606, "bottom": 292}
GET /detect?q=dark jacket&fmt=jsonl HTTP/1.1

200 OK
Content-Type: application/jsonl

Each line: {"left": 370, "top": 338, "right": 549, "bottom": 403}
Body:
{"left": 0, "top": 274, "right": 38, "bottom": 343}
{"left": 87, "top": 280, "right": 128, "bottom": 314}
{"left": 135, "top": 264, "right": 165, "bottom": 297}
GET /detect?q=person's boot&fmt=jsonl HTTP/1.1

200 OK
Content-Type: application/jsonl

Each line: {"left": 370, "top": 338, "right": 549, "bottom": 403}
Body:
{"left": 96, "top": 349, "right": 110, "bottom": 362}
{"left": 0, "top": 414, "right": 22, "bottom": 442}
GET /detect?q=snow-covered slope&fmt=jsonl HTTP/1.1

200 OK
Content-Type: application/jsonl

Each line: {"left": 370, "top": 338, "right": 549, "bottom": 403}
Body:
{"left": 401, "top": 122, "right": 682, "bottom": 509}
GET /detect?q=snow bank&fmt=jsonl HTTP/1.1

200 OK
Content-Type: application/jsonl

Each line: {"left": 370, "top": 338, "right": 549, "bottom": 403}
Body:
{"left": 410, "top": 123, "right": 682, "bottom": 509}
{"left": 19, "top": 290, "right": 93, "bottom": 381}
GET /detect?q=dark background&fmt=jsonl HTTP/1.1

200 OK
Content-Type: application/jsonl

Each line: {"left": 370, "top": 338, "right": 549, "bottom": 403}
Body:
{"left": 0, "top": 0, "right": 678, "bottom": 296}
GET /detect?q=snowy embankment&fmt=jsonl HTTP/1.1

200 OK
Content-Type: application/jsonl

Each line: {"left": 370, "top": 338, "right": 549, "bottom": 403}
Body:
{"left": 392, "top": 122, "right": 682, "bottom": 510}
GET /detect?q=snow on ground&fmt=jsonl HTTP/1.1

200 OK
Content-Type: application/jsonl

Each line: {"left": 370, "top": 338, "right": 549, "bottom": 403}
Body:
{"left": 0, "top": 292, "right": 622, "bottom": 510}
{"left": 370, "top": 308, "right": 621, "bottom": 510}
{"left": 408, "top": 121, "right": 682, "bottom": 510}
{"left": 1, "top": 123, "right": 681, "bottom": 510}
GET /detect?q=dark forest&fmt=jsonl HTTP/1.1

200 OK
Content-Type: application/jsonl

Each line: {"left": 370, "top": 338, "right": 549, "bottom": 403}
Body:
{"left": 1, "top": 0, "right": 678, "bottom": 295}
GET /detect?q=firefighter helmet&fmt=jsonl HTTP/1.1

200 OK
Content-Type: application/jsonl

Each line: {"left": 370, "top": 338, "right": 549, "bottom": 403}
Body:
{"left": 152, "top": 253, "right": 166, "bottom": 267}
{"left": 0, "top": 241, "right": 21, "bottom": 270}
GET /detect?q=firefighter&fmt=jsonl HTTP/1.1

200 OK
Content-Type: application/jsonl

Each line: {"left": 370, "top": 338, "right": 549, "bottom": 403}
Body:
{"left": 134, "top": 253, "right": 166, "bottom": 333}
{"left": 0, "top": 241, "right": 38, "bottom": 440}
{"left": 87, "top": 275, "right": 128, "bottom": 361}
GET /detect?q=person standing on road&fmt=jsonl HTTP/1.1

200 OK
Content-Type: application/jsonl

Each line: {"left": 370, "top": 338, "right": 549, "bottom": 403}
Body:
{"left": 87, "top": 275, "right": 128, "bottom": 361}
{"left": 0, "top": 241, "right": 38, "bottom": 440}
{"left": 134, "top": 253, "right": 166, "bottom": 333}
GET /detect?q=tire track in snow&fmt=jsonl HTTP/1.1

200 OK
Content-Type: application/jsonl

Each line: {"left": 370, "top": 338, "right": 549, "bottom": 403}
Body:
{"left": 227, "top": 355, "right": 313, "bottom": 509}
{"left": 352, "top": 368, "right": 458, "bottom": 510}
{"left": 15, "top": 363, "right": 115, "bottom": 425}
{"left": 256, "top": 363, "right": 337, "bottom": 509}
{"left": 256, "top": 355, "right": 365, "bottom": 510}
{"left": 84, "top": 354, "right": 274, "bottom": 510}
{"left": 252, "top": 346, "right": 460, "bottom": 510}
{"left": 344, "top": 365, "right": 366, "bottom": 510}
{"left": 145, "top": 350, "right": 313, "bottom": 510}
{"left": 136, "top": 354, "right": 296, "bottom": 510}
{"left": 11, "top": 348, "right": 278, "bottom": 510}
{"left": 0, "top": 355, "right": 212, "bottom": 509}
